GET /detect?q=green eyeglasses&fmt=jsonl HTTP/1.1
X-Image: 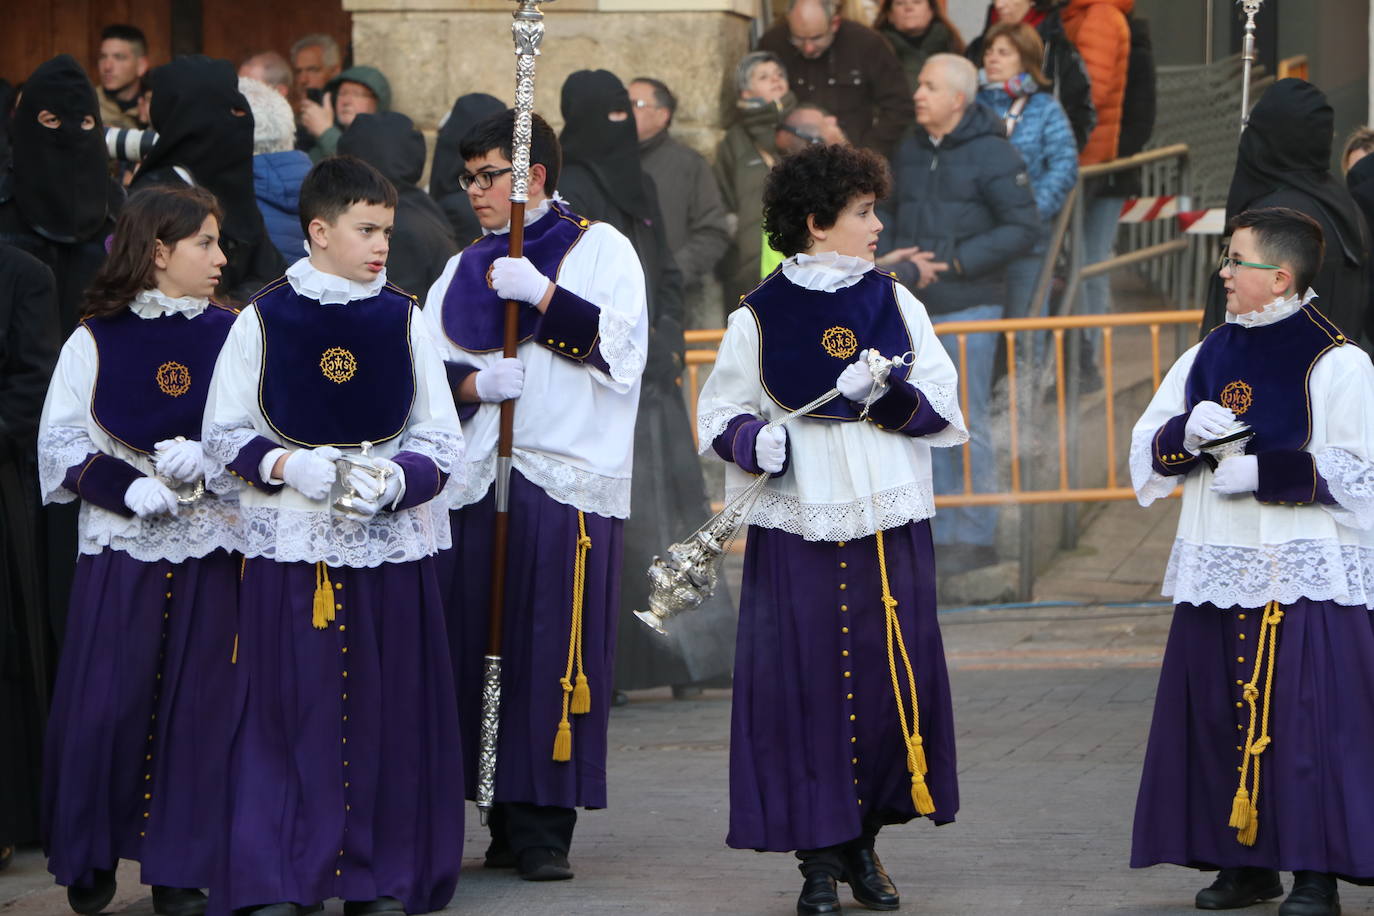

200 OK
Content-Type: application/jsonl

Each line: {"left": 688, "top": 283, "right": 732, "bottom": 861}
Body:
{"left": 1218, "top": 255, "right": 1281, "bottom": 273}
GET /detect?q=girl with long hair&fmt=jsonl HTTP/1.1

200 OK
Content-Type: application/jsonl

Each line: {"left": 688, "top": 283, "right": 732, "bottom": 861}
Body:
{"left": 38, "top": 184, "right": 241, "bottom": 916}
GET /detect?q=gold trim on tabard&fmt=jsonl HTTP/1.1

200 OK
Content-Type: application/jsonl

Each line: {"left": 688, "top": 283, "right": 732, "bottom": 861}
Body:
{"left": 156, "top": 361, "right": 192, "bottom": 397}
{"left": 320, "top": 347, "right": 358, "bottom": 384}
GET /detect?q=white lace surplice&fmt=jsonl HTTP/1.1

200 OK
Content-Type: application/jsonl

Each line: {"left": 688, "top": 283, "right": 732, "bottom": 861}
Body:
{"left": 696, "top": 252, "right": 968, "bottom": 542}
{"left": 37, "top": 291, "right": 242, "bottom": 563}
{"left": 202, "top": 262, "right": 465, "bottom": 567}
{"left": 421, "top": 212, "right": 648, "bottom": 518}
{"left": 1131, "top": 325, "right": 1374, "bottom": 609}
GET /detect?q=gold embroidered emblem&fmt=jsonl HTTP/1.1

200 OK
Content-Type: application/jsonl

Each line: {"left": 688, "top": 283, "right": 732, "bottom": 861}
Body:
{"left": 821, "top": 326, "right": 858, "bottom": 360}
{"left": 1220, "top": 380, "right": 1253, "bottom": 416}
{"left": 155, "top": 361, "right": 191, "bottom": 397}
{"left": 320, "top": 347, "right": 357, "bottom": 384}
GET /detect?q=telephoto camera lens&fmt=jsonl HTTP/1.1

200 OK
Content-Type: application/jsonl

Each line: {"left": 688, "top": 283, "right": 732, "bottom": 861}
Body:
{"left": 105, "top": 127, "right": 159, "bottom": 162}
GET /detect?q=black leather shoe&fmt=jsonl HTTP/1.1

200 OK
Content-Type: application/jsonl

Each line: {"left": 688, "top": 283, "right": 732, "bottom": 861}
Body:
{"left": 517, "top": 847, "right": 574, "bottom": 881}
{"left": 1279, "top": 872, "right": 1340, "bottom": 916}
{"left": 1195, "top": 867, "right": 1284, "bottom": 909}
{"left": 343, "top": 898, "right": 405, "bottom": 916}
{"left": 797, "top": 872, "right": 841, "bottom": 915}
{"left": 843, "top": 846, "right": 900, "bottom": 910}
{"left": 67, "top": 868, "right": 117, "bottom": 915}
{"left": 152, "top": 887, "right": 208, "bottom": 916}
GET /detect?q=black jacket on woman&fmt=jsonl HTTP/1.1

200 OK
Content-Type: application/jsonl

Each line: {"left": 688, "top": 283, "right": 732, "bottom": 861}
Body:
{"left": 966, "top": 5, "right": 1096, "bottom": 152}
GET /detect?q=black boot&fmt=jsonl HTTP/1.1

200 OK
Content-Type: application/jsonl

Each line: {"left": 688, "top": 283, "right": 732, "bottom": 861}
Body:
{"left": 152, "top": 886, "right": 208, "bottom": 916}
{"left": 67, "top": 868, "right": 117, "bottom": 915}
{"left": 1279, "top": 872, "right": 1340, "bottom": 916}
{"left": 343, "top": 898, "right": 405, "bottom": 916}
{"left": 517, "top": 847, "right": 573, "bottom": 881}
{"left": 842, "top": 846, "right": 900, "bottom": 910}
{"left": 796, "top": 872, "right": 841, "bottom": 915}
{"left": 1195, "top": 867, "right": 1284, "bottom": 909}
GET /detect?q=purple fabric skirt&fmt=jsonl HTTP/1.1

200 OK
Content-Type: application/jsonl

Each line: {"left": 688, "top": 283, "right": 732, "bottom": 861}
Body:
{"left": 435, "top": 471, "right": 623, "bottom": 809}
{"left": 728, "top": 520, "right": 959, "bottom": 852}
{"left": 215, "top": 557, "right": 462, "bottom": 914}
{"left": 1132, "top": 598, "right": 1374, "bottom": 878}
{"left": 42, "top": 548, "right": 237, "bottom": 889}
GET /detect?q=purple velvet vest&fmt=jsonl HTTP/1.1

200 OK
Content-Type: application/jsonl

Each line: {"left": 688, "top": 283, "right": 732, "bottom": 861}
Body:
{"left": 254, "top": 280, "right": 417, "bottom": 448}
{"left": 441, "top": 201, "right": 590, "bottom": 352}
{"left": 1185, "top": 303, "right": 1346, "bottom": 452}
{"left": 85, "top": 303, "right": 237, "bottom": 454}
{"left": 744, "top": 267, "right": 914, "bottom": 422}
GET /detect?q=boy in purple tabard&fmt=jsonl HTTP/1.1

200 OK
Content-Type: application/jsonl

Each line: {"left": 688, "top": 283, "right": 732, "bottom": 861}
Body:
{"left": 38, "top": 186, "right": 240, "bottom": 916}
{"left": 696, "top": 143, "right": 966, "bottom": 916}
{"left": 1130, "top": 207, "right": 1374, "bottom": 916}
{"left": 202, "top": 156, "right": 465, "bottom": 916}
{"left": 421, "top": 110, "right": 647, "bottom": 881}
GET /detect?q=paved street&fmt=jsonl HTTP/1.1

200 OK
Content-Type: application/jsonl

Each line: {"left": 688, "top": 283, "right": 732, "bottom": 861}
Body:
{"left": 6, "top": 496, "right": 1373, "bottom": 914}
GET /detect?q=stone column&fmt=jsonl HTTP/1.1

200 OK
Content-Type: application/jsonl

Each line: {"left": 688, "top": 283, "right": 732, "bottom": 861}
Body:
{"left": 342, "top": 0, "right": 757, "bottom": 158}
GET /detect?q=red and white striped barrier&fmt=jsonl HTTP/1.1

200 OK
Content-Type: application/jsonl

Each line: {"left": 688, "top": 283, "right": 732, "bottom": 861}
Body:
{"left": 1177, "top": 208, "right": 1227, "bottom": 234}
{"left": 1118, "top": 195, "right": 1188, "bottom": 223}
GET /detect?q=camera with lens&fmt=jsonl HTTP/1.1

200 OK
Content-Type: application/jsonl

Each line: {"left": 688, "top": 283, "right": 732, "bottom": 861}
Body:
{"left": 105, "top": 127, "right": 159, "bottom": 162}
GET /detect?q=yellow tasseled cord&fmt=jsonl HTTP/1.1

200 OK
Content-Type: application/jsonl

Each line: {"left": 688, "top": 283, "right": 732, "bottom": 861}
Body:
{"left": 553, "top": 513, "right": 593, "bottom": 762}
{"left": 877, "top": 530, "right": 936, "bottom": 816}
{"left": 1229, "top": 600, "right": 1284, "bottom": 846}
{"left": 312, "top": 561, "right": 336, "bottom": 630}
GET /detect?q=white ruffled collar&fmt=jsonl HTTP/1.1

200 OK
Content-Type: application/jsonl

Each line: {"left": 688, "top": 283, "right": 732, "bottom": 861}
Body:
{"left": 483, "top": 192, "right": 565, "bottom": 237}
{"left": 782, "top": 250, "right": 875, "bottom": 292}
{"left": 285, "top": 255, "right": 387, "bottom": 306}
{"left": 1226, "top": 287, "right": 1316, "bottom": 328}
{"left": 130, "top": 287, "right": 209, "bottom": 319}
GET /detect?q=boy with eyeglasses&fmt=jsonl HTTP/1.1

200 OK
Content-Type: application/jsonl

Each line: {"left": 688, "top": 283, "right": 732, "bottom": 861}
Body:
{"left": 1130, "top": 206, "right": 1374, "bottom": 916}
{"left": 421, "top": 109, "right": 647, "bottom": 882}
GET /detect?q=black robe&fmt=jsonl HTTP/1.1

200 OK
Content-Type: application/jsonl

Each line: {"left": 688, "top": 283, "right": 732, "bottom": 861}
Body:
{"left": 0, "top": 244, "right": 60, "bottom": 846}
{"left": 429, "top": 93, "right": 505, "bottom": 250}
{"left": 558, "top": 69, "right": 735, "bottom": 690}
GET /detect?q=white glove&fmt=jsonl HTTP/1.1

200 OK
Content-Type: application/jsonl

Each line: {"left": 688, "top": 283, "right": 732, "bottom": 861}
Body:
{"left": 1183, "top": 400, "right": 1235, "bottom": 453}
{"left": 1211, "top": 454, "right": 1259, "bottom": 495}
{"left": 343, "top": 457, "right": 404, "bottom": 519}
{"left": 124, "top": 476, "right": 180, "bottom": 518}
{"left": 474, "top": 358, "right": 525, "bottom": 403}
{"left": 755, "top": 425, "right": 787, "bottom": 474}
{"left": 836, "top": 350, "right": 878, "bottom": 401}
{"left": 490, "top": 256, "right": 551, "bottom": 305}
{"left": 282, "top": 446, "right": 341, "bottom": 500}
{"left": 154, "top": 438, "right": 208, "bottom": 484}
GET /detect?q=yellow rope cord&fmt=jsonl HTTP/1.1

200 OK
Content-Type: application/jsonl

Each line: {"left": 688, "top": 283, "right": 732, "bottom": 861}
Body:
{"left": 553, "top": 512, "right": 593, "bottom": 762}
{"left": 877, "top": 530, "right": 936, "bottom": 815}
{"left": 312, "top": 561, "right": 335, "bottom": 630}
{"left": 1229, "top": 600, "right": 1283, "bottom": 846}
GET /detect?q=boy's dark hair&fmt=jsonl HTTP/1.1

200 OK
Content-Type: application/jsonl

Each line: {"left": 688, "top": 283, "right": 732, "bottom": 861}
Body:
{"left": 458, "top": 109, "right": 561, "bottom": 195}
{"left": 298, "top": 154, "right": 397, "bottom": 236}
{"left": 763, "top": 143, "right": 890, "bottom": 258}
{"left": 101, "top": 25, "right": 148, "bottom": 56}
{"left": 1227, "top": 206, "right": 1326, "bottom": 293}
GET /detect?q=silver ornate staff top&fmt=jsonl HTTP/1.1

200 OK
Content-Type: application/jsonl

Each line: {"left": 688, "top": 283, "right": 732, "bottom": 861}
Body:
{"left": 1238, "top": 0, "right": 1265, "bottom": 131}
{"left": 509, "top": 0, "right": 554, "bottom": 204}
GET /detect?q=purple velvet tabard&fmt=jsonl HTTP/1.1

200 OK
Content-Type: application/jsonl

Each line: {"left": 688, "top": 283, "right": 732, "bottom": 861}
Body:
{"left": 1185, "top": 303, "right": 1345, "bottom": 453}
{"left": 440, "top": 201, "right": 590, "bottom": 353}
{"left": 84, "top": 304, "right": 237, "bottom": 454}
{"left": 743, "top": 269, "right": 914, "bottom": 421}
{"left": 253, "top": 280, "right": 417, "bottom": 448}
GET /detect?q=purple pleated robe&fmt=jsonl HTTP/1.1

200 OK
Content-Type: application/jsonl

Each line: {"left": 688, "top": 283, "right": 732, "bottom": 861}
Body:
{"left": 435, "top": 470, "right": 623, "bottom": 809}
{"left": 215, "top": 557, "right": 463, "bottom": 914}
{"left": 728, "top": 519, "right": 959, "bottom": 852}
{"left": 1132, "top": 598, "right": 1374, "bottom": 879}
{"left": 43, "top": 547, "right": 237, "bottom": 890}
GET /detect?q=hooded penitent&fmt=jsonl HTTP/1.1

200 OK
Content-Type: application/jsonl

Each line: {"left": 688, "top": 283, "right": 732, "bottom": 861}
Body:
{"left": 558, "top": 69, "right": 653, "bottom": 221}
{"left": 10, "top": 55, "right": 109, "bottom": 244}
{"left": 431, "top": 93, "right": 506, "bottom": 201}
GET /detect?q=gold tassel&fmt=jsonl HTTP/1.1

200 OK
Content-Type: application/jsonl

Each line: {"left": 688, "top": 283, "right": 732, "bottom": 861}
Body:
{"left": 312, "top": 561, "right": 335, "bottom": 630}
{"left": 571, "top": 673, "right": 591, "bottom": 715}
{"left": 1237, "top": 806, "right": 1259, "bottom": 847}
{"left": 911, "top": 773, "right": 936, "bottom": 816}
{"left": 552, "top": 720, "right": 572, "bottom": 762}
{"left": 911, "top": 734, "right": 929, "bottom": 777}
{"left": 878, "top": 530, "right": 936, "bottom": 816}
{"left": 1228, "top": 787, "right": 1253, "bottom": 830}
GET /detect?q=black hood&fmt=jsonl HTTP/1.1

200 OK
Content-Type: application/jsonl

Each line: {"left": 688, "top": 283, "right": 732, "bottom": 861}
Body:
{"left": 10, "top": 55, "right": 109, "bottom": 243}
{"left": 431, "top": 93, "right": 505, "bottom": 199}
{"left": 1226, "top": 78, "right": 1367, "bottom": 266}
{"left": 141, "top": 56, "right": 260, "bottom": 245}
{"left": 338, "top": 111, "right": 426, "bottom": 188}
{"left": 559, "top": 69, "right": 652, "bottom": 219}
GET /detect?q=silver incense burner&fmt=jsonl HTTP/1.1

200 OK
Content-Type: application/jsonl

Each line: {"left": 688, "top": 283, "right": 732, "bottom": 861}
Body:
{"left": 332, "top": 441, "right": 394, "bottom": 520}
{"left": 1200, "top": 421, "right": 1255, "bottom": 465}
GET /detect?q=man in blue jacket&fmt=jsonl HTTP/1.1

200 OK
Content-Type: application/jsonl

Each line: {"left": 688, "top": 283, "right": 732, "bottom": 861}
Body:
{"left": 877, "top": 52, "right": 1039, "bottom": 573}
